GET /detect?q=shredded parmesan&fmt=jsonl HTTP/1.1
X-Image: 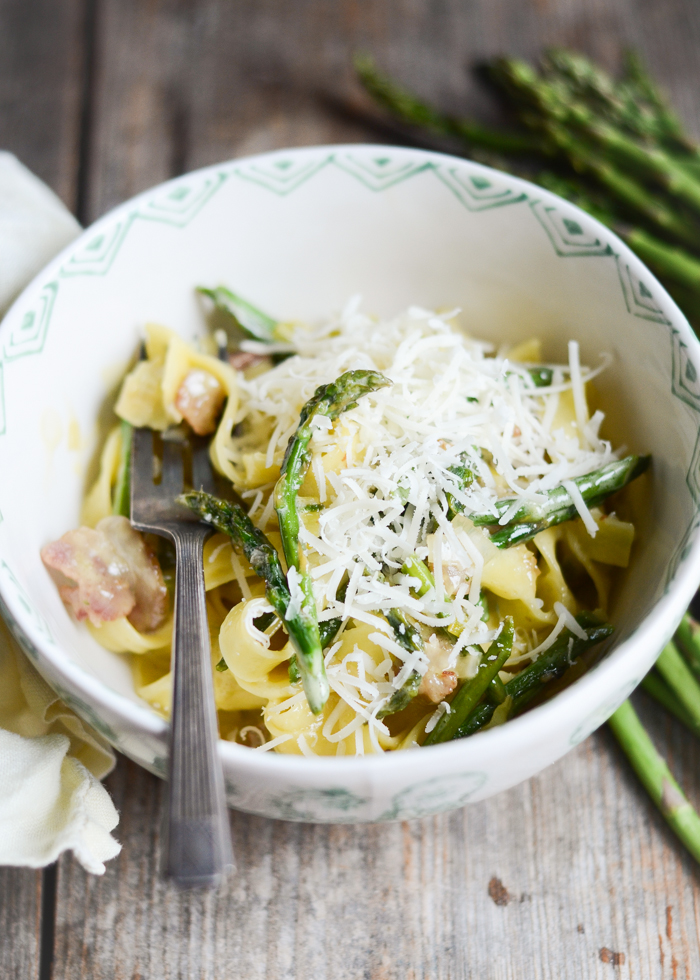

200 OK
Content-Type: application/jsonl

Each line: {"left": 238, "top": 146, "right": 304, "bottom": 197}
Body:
{"left": 224, "top": 302, "right": 616, "bottom": 750}
{"left": 425, "top": 700, "right": 451, "bottom": 733}
{"left": 563, "top": 479, "right": 598, "bottom": 538}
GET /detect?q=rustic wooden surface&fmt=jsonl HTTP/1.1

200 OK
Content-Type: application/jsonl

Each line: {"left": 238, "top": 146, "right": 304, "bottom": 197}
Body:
{"left": 48, "top": 695, "right": 700, "bottom": 980}
{"left": 0, "top": 867, "right": 42, "bottom": 980}
{"left": 3, "top": 0, "right": 700, "bottom": 976}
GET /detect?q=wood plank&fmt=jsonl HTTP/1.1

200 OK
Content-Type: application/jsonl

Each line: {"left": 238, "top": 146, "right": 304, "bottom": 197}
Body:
{"left": 51, "top": 692, "right": 700, "bottom": 980}
{"left": 0, "top": 4, "right": 87, "bottom": 978}
{"left": 0, "top": 0, "right": 87, "bottom": 211}
{"left": 0, "top": 868, "right": 42, "bottom": 980}
{"left": 83, "top": 0, "right": 700, "bottom": 224}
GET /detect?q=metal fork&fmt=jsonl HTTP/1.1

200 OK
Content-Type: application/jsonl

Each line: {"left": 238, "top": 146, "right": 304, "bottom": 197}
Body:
{"left": 131, "top": 427, "right": 234, "bottom": 888}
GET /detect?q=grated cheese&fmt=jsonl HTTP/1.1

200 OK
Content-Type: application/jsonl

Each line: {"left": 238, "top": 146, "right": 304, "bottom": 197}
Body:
{"left": 228, "top": 302, "right": 616, "bottom": 745}
{"left": 563, "top": 479, "right": 598, "bottom": 538}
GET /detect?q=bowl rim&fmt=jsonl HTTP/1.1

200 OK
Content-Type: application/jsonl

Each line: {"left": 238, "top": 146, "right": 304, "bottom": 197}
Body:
{"left": 2, "top": 141, "right": 700, "bottom": 776}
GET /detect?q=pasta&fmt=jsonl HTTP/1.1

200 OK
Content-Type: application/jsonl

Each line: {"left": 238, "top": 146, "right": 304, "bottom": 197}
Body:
{"left": 41, "top": 294, "right": 648, "bottom": 756}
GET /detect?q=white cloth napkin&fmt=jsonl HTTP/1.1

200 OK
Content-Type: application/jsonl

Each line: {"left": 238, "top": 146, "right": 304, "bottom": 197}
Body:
{"left": 0, "top": 153, "right": 121, "bottom": 873}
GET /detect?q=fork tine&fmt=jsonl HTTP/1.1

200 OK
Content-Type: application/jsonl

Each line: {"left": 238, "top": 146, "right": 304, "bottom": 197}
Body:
{"left": 131, "top": 427, "right": 156, "bottom": 511}
{"left": 161, "top": 439, "right": 184, "bottom": 497}
{"left": 192, "top": 437, "right": 216, "bottom": 494}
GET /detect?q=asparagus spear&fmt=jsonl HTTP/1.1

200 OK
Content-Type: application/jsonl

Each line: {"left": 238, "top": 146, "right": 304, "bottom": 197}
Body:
{"left": 491, "top": 57, "right": 700, "bottom": 221}
{"left": 472, "top": 454, "right": 650, "bottom": 548}
{"left": 444, "top": 456, "right": 475, "bottom": 517}
{"left": 538, "top": 122, "right": 700, "bottom": 250}
{"left": 486, "top": 674, "right": 508, "bottom": 706}
{"left": 353, "top": 52, "right": 545, "bottom": 157}
{"left": 275, "top": 369, "right": 391, "bottom": 564}
{"left": 401, "top": 554, "right": 435, "bottom": 596}
{"left": 272, "top": 370, "right": 390, "bottom": 711}
{"left": 641, "top": 670, "right": 697, "bottom": 733}
{"left": 357, "top": 51, "right": 700, "bottom": 327}
{"left": 654, "top": 641, "right": 700, "bottom": 732}
{"left": 287, "top": 611, "right": 347, "bottom": 687}
{"left": 360, "top": 57, "right": 700, "bottom": 308}
{"left": 179, "top": 489, "right": 330, "bottom": 714}
{"left": 197, "top": 286, "right": 279, "bottom": 343}
{"left": 376, "top": 608, "right": 425, "bottom": 718}
{"left": 608, "top": 700, "right": 700, "bottom": 863}
{"left": 112, "top": 420, "right": 133, "bottom": 518}
{"left": 453, "top": 614, "right": 614, "bottom": 739}
{"left": 487, "top": 57, "right": 700, "bottom": 249}
{"left": 622, "top": 50, "right": 696, "bottom": 152}
{"left": 423, "top": 618, "right": 514, "bottom": 745}
{"left": 545, "top": 49, "right": 694, "bottom": 157}
{"left": 675, "top": 612, "right": 700, "bottom": 678}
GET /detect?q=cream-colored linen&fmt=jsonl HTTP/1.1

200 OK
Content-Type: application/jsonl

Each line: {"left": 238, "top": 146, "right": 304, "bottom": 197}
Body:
{"left": 0, "top": 618, "right": 120, "bottom": 873}
{"left": 0, "top": 154, "right": 120, "bottom": 873}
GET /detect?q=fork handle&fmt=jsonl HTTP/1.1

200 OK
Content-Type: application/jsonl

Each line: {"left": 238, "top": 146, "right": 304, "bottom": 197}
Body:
{"left": 161, "top": 527, "right": 233, "bottom": 888}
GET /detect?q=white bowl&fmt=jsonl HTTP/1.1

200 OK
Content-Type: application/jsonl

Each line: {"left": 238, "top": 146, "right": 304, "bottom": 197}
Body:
{"left": 1, "top": 144, "right": 700, "bottom": 823}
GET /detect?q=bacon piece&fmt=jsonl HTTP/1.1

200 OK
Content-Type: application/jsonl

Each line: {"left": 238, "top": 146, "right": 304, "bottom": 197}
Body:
{"left": 228, "top": 351, "right": 267, "bottom": 372}
{"left": 41, "top": 517, "right": 167, "bottom": 632}
{"left": 174, "top": 369, "right": 225, "bottom": 436}
{"left": 98, "top": 517, "right": 167, "bottom": 632}
{"left": 41, "top": 526, "right": 134, "bottom": 626}
{"left": 419, "top": 669, "right": 458, "bottom": 704}
{"left": 417, "top": 632, "right": 458, "bottom": 703}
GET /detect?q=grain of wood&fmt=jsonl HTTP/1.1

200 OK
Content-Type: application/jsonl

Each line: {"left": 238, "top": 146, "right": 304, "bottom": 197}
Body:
{"left": 81, "top": 0, "right": 700, "bottom": 223}
{"left": 0, "top": 0, "right": 87, "bottom": 211}
{"left": 51, "top": 694, "right": 700, "bottom": 980}
{"left": 0, "top": 868, "right": 42, "bottom": 980}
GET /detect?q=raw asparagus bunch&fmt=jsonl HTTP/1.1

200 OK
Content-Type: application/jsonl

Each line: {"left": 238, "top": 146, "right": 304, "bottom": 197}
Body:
{"left": 355, "top": 50, "right": 700, "bottom": 331}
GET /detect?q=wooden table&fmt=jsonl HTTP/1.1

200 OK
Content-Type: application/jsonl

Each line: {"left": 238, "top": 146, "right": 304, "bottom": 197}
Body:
{"left": 3, "top": 1, "right": 700, "bottom": 976}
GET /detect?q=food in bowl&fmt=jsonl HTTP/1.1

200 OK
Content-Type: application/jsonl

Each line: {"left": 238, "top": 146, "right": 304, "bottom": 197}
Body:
{"left": 40, "top": 287, "right": 649, "bottom": 757}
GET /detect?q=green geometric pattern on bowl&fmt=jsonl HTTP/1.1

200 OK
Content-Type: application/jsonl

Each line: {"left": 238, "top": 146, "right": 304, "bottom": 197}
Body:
{"left": 0, "top": 149, "right": 686, "bottom": 366}
{"left": 0, "top": 149, "right": 696, "bottom": 529}
{"left": 3, "top": 281, "right": 58, "bottom": 362}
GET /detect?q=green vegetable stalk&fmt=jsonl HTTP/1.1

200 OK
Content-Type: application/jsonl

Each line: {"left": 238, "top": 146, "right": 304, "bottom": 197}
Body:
{"left": 424, "top": 618, "right": 514, "bottom": 745}
{"left": 198, "top": 286, "right": 279, "bottom": 343}
{"left": 180, "top": 489, "right": 331, "bottom": 714}
{"left": 608, "top": 700, "right": 700, "bottom": 864}
{"left": 272, "top": 369, "right": 391, "bottom": 712}
{"left": 641, "top": 671, "right": 696, "bottom": 732}
{"left": 112, "top": 420, "right": 133, "bottom": 518}
{"left": 654, "top": 641, "right": 700, "bottom": 734}
{"left": 471, "top": 454, "right": 650, "bottom": 548}
{"left": 454, "top": 614, "right": 614, "bottom": 739}
{"left": 675, "top": 612, "right": 700, "bottom": 678}
{"left": 355, "top": 49, "right": 700, "bottom": 332}
{"left": 377, "top": 608, "right": 425, "bottom": 719}
{"left": 353, "top": 52, "right": 544, "bottom": 157}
